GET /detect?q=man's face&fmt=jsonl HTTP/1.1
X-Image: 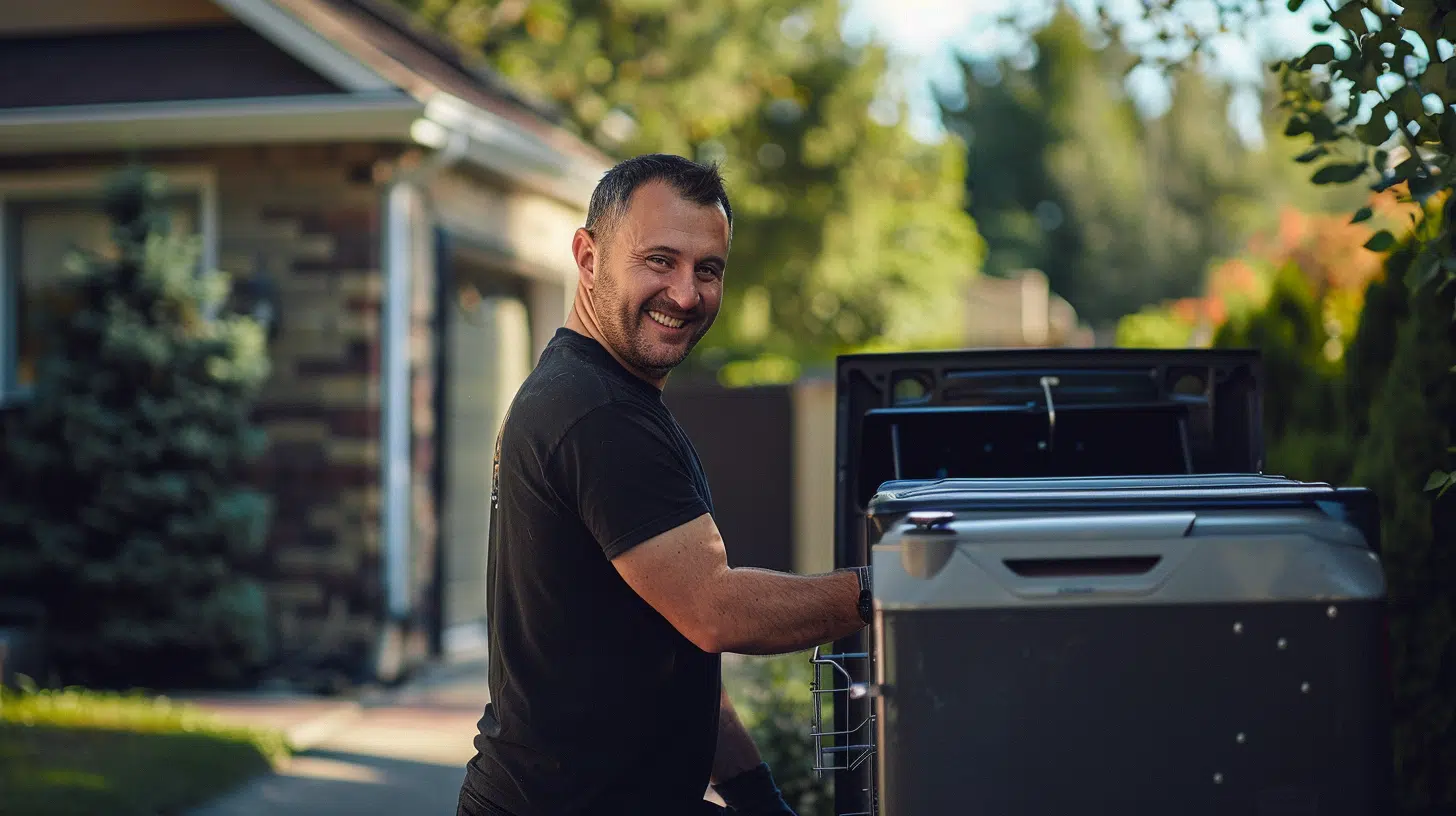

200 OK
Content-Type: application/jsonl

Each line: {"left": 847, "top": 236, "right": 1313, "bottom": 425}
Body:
{"left": 590, "top": 181, "right": 729, "bottom": 380}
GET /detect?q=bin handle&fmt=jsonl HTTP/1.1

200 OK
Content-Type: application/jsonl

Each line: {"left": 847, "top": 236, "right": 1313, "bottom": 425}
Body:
{"left": 1003, "top": 554, "right": 1162, "bottom": 578}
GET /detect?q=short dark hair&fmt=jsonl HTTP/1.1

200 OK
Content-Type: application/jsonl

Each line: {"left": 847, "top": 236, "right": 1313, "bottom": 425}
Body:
{"left": 584, "top": 153, "right": 733, "bottom": 243}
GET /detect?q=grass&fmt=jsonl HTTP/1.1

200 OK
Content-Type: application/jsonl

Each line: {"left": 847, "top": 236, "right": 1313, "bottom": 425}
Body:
{"left": 0, "top": 680, "right": 290, "bottom": 816}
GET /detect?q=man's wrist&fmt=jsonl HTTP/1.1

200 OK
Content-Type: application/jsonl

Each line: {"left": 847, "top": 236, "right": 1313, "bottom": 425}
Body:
{"left": 851, "top": 566, "right": 872, "bottom": 624}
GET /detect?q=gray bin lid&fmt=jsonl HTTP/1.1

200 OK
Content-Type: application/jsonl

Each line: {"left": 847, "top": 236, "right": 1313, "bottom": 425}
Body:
{"left": 871, "top": 475, "right": 1384, "bottom": 610}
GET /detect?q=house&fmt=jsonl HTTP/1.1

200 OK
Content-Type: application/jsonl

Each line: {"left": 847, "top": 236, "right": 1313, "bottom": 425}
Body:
{"left": 962, "top": 269, "right": 1095, "bottom": 349}
{"left": 0, "top": 0, "right": 612, "bottom": 687}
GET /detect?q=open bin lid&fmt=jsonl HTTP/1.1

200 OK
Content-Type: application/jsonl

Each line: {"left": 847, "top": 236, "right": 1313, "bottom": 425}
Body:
{"left": 832, "top": 348, "right": 1265, "bottom": 571}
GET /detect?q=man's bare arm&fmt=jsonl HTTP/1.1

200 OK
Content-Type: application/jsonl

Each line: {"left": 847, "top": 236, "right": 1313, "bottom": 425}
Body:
{"left": 711, "top": 687, "right": 762, "bottom": 784}
{"left": 611, "top": 512, "right": 864, "bottom": 655}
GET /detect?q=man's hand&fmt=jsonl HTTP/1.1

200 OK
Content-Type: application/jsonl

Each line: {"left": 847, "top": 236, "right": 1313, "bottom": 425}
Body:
{"left": 715, "top": 763, "right": 797, "bottom": 815}
{"left": 610, "top": 512, "right": 864, "bottom": 655}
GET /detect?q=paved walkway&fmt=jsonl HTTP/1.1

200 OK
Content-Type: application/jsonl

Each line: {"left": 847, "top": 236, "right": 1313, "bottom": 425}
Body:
{"left": 185, "top": 658, "right": 489, "bottom": 816}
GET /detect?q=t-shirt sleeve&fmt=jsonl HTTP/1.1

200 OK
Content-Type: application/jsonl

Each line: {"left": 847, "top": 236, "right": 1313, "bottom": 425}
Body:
{"left": 549, "top": 401, "right": 711, "bottom": 560}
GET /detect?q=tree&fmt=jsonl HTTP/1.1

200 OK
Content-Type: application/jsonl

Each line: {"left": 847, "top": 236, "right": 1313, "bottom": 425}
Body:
{"left": 0, "top": 168, "right": 274, "bottom": 690}
{"left": 393, "top": 0, "right": 983, "bottom": 376}
{"left": 1114, "top": 189, "right": 1412, "bottom": 355}
{"left": 940, "top": 5, "right": 1368, "bottom": 327}
{"left": 1085, "top": 0, "right": 1456, "bottom": 480}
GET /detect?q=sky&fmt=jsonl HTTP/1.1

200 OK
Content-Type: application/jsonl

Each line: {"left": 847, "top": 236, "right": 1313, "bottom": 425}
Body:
{"left": 840, "top": 0, "right": 1326, "bottom": 144}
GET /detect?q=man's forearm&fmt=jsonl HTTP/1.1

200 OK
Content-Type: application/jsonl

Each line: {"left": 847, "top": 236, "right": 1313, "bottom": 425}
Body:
{"left": 711, "top": 688, "right": 762, "bottom": 784}
{"left": 706, "top": 567, "right": 863, "bottom": 655}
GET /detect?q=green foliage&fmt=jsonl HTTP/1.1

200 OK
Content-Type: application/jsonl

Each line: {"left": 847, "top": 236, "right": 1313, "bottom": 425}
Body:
{"left": 940, "top": 5, "right": 1367, "bottom": 327}
{"left": 1215, "top": 262, "right": 1348, "bottom": 448}
{"left": 1345, "top": 249, "right": 1456, "bottom": 815}
{"left": 722, "top": 653, "right": 831, "bottom": 816}
{"left": 1207, "top": 223, "right": 1456, "bottom": 813}
{"left": 0, "top": 167, "right": 274, "bottom": 690}
{"left": 1262, "top": 0, "right": 1456, "bottom": 300}
{"left": 1114, "top": 305, "right": 1199, "bottom": 348}
{"left": 1096, "top": 0, "right": 1456, "bottom": 476}
{"left": 395, "top": 0, "right": 983, "bottom": 371}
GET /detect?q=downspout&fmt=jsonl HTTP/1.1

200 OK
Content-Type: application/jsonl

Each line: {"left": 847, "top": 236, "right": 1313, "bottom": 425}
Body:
{"left": 380, "top": 125, "right": 469, "bottom": 637}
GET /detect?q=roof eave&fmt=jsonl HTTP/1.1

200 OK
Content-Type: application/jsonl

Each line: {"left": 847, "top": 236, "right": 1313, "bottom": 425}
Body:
{"left": 415, "top": 92, "right": 602, "bottom": 207}
{"left": 0, "top": 93, "right": 603, "bottom": 208}
{"left": 0, "top": 93, "right": 422, "bottom": 154}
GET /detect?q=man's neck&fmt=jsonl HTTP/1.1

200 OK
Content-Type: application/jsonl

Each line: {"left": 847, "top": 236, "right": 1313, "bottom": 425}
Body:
{"left": 564, "top": 294, "right": 668, "bottom": 390}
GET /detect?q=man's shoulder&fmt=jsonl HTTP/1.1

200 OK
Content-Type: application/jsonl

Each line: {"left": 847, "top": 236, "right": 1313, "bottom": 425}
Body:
{"left": 506, "top": 344, "right": 648, "bottom": 445}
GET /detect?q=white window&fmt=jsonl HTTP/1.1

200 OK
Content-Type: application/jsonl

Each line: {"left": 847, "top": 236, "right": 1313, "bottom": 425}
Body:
{"left": 0, "top": 168, "right": 217, "bottom": 403}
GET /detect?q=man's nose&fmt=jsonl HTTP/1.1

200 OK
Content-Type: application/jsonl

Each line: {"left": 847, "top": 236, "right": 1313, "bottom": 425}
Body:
{"left": 664, "top": 268, "right": 699, "bottom": 311}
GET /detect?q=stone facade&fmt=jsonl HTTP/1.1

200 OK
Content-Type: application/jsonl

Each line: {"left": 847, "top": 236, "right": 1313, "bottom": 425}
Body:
{"left": 213, "top": 144, "right": 400, "bottom": 685}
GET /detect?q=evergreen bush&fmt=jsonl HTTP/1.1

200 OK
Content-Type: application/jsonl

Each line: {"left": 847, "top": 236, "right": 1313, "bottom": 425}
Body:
{"left": 1347, "top": 266, "right": 1456, "bottom": 815}
{"left": 1222, "top": 227, "right": 1456, "bottom": 813}
{"left": 0, "top": 167, "right": 274, "bottom": 690}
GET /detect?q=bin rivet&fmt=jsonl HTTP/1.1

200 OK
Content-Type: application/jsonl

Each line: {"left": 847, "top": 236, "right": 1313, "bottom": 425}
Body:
{"left": 1327, "top": 605, "right": 1338, "bottom": 619}
{"left": 1233, "top": 622, "right": 1243, "bottom": 634}
{"left": 1301, "top": 682, "right": 1311, "bottom": 694}
{"left": 1213, "top": 773, "right": 1224, "bottom": 784}
{"left": 1236, "top": 733, "right": 1246, "bottom": 744}
{"left": 1277, "top": 638, "right": 1288, "bottom": 650}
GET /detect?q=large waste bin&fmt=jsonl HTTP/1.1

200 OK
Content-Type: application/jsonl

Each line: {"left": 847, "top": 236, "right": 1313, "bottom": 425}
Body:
{"left": 866, "top": 474, "right": 1393, "bottom": 815}
{"left": 820, "top": 348, "right": 1393, "bottom": 815}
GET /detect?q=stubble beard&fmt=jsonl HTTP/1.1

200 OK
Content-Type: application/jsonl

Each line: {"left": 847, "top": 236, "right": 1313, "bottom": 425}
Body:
{"left": 595, "top": 263, "right": 713, "bottom": 380}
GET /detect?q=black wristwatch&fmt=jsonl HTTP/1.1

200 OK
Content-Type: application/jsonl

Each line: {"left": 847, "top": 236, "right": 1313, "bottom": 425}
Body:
{"left": 854, "top": 566, "right": 873, "bottom": 624}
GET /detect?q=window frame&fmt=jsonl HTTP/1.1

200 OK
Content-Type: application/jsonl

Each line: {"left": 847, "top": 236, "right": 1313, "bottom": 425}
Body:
{"left": 0, "top": 165, "right": 218, "bottom": 404}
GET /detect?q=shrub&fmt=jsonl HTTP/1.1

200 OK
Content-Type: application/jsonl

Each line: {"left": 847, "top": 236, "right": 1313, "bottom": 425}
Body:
{"left": 1222, "top": 220, "right": 1456, "bottom": 813}
{"left": 1347, "top": 268, "right": 1456, "bottom": 815}
{"left": 0, "top": 167, "right": 274, "bottom": 690}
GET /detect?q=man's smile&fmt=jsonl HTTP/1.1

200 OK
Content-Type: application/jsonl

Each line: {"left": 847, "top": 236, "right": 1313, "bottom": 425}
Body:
{"left": 646, "top": 309, "right": 688, "bottom": 330}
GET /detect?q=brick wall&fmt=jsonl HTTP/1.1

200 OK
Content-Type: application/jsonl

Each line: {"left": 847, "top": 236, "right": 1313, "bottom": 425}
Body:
{"left": 210, "top": 145, "right": 402, "bottom": 686}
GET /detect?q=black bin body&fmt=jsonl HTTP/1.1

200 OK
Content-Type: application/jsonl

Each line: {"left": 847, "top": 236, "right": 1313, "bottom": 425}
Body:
{"left": 868, "top": 475, "right": 1394, "bottom": 816}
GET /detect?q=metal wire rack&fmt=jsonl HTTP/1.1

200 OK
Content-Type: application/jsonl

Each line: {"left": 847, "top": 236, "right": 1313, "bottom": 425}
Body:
{"left": 809, "top": 644, "right": 877, "bottom": 816}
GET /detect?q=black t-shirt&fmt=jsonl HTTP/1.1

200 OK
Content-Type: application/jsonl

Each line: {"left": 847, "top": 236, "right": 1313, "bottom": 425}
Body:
{"left": 462, "top": 327, "right": 722, "bottom": 816}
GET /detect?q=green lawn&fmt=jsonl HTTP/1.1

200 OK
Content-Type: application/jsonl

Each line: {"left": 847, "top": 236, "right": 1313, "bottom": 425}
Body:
{"left": 0, "top": 683, "right": 289, "bottom": 816}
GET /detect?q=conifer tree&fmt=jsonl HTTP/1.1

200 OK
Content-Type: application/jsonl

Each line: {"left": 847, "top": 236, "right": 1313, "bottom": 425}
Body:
{"left": 0, "top": 167, "right": 274, "bottom": 689}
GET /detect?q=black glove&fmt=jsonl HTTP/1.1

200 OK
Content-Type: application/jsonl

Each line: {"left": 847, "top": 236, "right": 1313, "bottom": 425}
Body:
{"left": 715, "top": 762, "right": 797, "bottom": 815}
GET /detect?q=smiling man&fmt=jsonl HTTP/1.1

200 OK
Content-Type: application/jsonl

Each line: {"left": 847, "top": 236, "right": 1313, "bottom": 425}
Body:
{"left": 456, "top": 155, "right": 872, "bottom": 816}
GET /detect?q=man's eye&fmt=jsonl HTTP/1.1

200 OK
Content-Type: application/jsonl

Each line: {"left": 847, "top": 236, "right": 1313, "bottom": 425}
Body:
{"left": 648, "top": 256, "right": 671, "bottom": 267}
{"left": 697, "top": 266, "right": 721, "bottom": 279}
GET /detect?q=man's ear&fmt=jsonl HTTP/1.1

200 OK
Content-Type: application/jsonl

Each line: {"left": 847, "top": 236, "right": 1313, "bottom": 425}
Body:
{"left": 572, "top": 227, "right": 598, "bottom": 290}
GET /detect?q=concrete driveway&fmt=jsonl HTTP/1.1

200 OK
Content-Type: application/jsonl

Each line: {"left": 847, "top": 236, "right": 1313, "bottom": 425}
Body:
{"left": 188, "top": 659, "right": 488, "bottom": 816}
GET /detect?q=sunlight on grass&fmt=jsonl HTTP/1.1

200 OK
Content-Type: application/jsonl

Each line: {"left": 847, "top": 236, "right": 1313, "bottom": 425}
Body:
{"left": 36, "top": 768, "right": 110, "bottom": 790}
{"left": 0, "top": 679, "right": 290, "bottom": 816}
{"left": 0, "top": 681, "right": 288, "bottom": 758}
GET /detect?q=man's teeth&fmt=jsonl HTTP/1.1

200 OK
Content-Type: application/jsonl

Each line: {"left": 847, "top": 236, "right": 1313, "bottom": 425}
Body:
{"left": 647, "top": 310, "right": 685, "bottom": 329}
